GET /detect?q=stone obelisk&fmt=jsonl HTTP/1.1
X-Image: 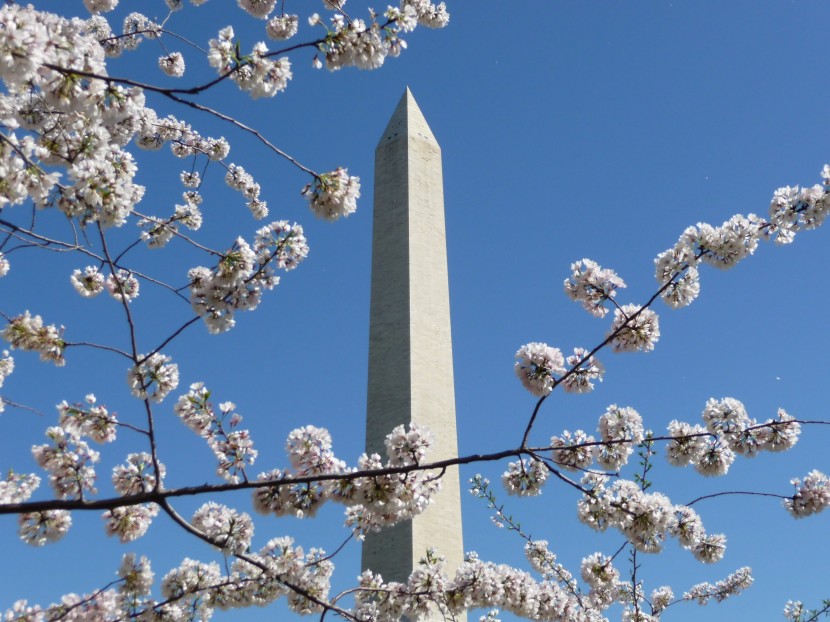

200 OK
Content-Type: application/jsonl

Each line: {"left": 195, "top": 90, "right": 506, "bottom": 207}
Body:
{"left": 362, "top": 88, "right": 465, "bottom": 610}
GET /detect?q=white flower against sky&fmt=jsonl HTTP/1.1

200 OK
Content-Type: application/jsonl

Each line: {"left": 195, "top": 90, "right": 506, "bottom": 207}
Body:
{"left": 514, "top": 342, "right": 565, "bottom": 397}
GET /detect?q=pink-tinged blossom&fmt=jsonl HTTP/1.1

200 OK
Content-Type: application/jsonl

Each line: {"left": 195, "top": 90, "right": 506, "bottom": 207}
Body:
{"left": 404, "top": 0, "right": 450, "bottom": 28}
{"left": 514, "top": 342, "right": 565, "bottom": 397}
{"left": 578, "top": 478, "right": 711, "bottom": 557}
{"left": 189, "top": 233, "right": 291, "bottom": 334}
{"left": 192, "top": 502, "right": 254, "bottom": 554}
{"left": 0, "top": 133, "right": 60, "bottom": 209}
{"left": 683, "top": 566, "right": 752, "bottom": 604}
{"left": 233, "top": 45, "right": 292, "bottom": 99}
{"left": 785, "top": 600, "right": 806, "bottom": 621}
{"left": 286, "top": 425, "right": 346, "bottom": 475}
{"left": 173, "top": 383, "right": 257, "bottom": 482}
{"left": 691, "top": 218, "right": 760, "bottom": 270}
{"left": 651, "top": 586, "right": 674, "bottom": 615}
{"left": 106, "top": 269, "right": 140, "bottom": 302}
{"left": 669, "top": 505, "right": 705, "bottom": 549}
{"left": 138, "top": 215, "right": 177, "bottom": 248}
{"left": 112, "top": 452, "right": 164, "bottom": 495}
{"left": 662, "top": 265, "right": 700, "bottom": 309}
{"left": 760, "top": 408, "right": 801, "bottom": 452}
{"left": 18, "top": 510, "right": 71, "bottom": 545}
{"left": 385, "top": 422, "right": 433, "bottom": 466}
{"left": 665, "top": 420, "right": 708, "bottom": 467}
{"left": 524, "top": 540, "right": 572, "bottom": 585}
{"left": 0, "top": 471, "right": 39, "bottom": 504}
{"left": 118, "top": 553, "right": 153, "bottom": 597}
{"left": 161, "top": 558, "right": 221, "bottom": 619}
{"left": 610, "top": 482, "right": 676, "bottom": 553}
{"left": 122, "top": 12, "right": 161, "bottom": 50}
{"left": 257, "top": 425, "right": 439, "bottom": 530}
{"left": 502, "top": 459, "right": 548, "bottom": 496}
{"left": 180, "top": 171, "right": 201, "bottom": 188}
{"left": 32, "top": 426, "right": 99, "bottom": 499}
{"left": 158, "top": 52, "right": 185, "bottom": 77}
{"left": 692, "top": 533, "right": 727, "bottom": 563}
{"left": 2, "top": 311, "right": 66, "bottom": 366}
{"left": 175, "top": 198, "right": 203, "bottom": 231}
{"left": 207, "top": 25, "right": 237, "bottom": 72}
{"left": 701, "top": 397, "right": 749, "bottom": 438}
{"left": 70, "top": 266, "right": 106, "bottom": 297}
{"left": 765, "top": 180, "right": 830, "bottom": 243}
{"left": 594, "top": 404, "right": 643, "bottom": 470}
{"left": 654, "top": 237, "right": 700, "bottom": 306}
{"left": 128, "top": 353, "right": 179, "bottom": 402}
{"left": 550, "top": 430, "right": 594, "bottom": 472}
{"left": 694, "top": 438, "right": 735, "bottom": 477}
{"left": 57, "top": 394, "right": 118, "bottom": 443}
{"left": 608, "top": 305, "right": 660, "bottom": 353}
{"left": 238, "top": 0, "right": 277, "bottom": 19}
{"left": 103, "top": 503, "right": 158, "bottom": 542}
{"left": 302, "top": 168, "right": 360, "bottom": 220}
{"left": 59, "top": 147, "right": 145, "bottom": 228}
{"left": 561, "top": 347, "right": 604, "bottom": 394}
{"left": 211, "top": 427, "right": 257, "bottom": 483}
{"left": 266, "top": 14, "right": 299, "bottom": 39}
{"left": 564, "top": 259, "right": 626, "bottom": 318}
{"left": 769, "top": 186, "right": 803, "bottom": 245}
{"left": 581, "top": 552, "right": 620, "bottom": 591}
{"left": 253, "top": 221, "right": 309, "bottom": 271}
{"left": 314, "top": 14, "right": 387, "bottom": 71}
{"left": 784, "top": 470, "right": 830, "bottom": 518}
{"left": 83, "top": 0, "right": 119, "bottom": 13}
{"left": 174, "top": 382, "right": 214, "bottom": 436}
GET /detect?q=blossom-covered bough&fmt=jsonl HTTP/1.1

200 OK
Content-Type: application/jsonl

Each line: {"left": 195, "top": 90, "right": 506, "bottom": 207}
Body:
{"left": 0, "top": 2, "right": 828, "bottom": 622}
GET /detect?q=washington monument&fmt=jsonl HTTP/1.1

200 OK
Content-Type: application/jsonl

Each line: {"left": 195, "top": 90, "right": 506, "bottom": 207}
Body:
{"left": 362, "top": 88, "right": 465, "bottom": 616}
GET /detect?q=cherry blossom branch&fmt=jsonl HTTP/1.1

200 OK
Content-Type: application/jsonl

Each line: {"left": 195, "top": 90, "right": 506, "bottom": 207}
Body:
{"left": 158, "top": 498, "right": 360, "bottom": 622}
{"left": 519, "top": 277, "right": 677, "bottom": 448}
{"left": 4, "top": 415, "right": 823, "bottom": 516}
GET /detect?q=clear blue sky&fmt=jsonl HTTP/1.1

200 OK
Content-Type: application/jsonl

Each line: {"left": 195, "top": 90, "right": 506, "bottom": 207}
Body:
{"left": 1, "top": 2, "right": 828, "bottom": 620}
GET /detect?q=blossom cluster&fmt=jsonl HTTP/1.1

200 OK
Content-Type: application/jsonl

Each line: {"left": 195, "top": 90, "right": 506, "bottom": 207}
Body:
{"left": 517, "top": 344, "right": 605, "bottom": 398}
{"left": 112, "top": 453, "right": 164, "bottom": 496}
{"left": 192, "top": 502, "right": 254, "bottom": 555}
{"left": 1, "top": 312, "right": 65, "bottom": 366}
{"left": 309, "top": 1, "right": 448, "bottom": 72}
{"left": 103, "top": 503, "right": 159, "bottom": 543}
{"left": 57, "top": 394, "right": 118, "bottom": 443}
{"left": 0, "top": 471, "right": 39, "bottom": 505}
{"left": 128, "top": 353, "right": 180, "bottom": 403}
{"left": 666, "top": 399, "right": 801, "bottom": 476}
{"left": 564, "top": 259, "right": 627, "bottom": 318}
{"left": 651, "top": 170, "right": 829, "bottom": 310}
{"left": 31, "top": 426, "right": 100, "bottom": 500}
{"left": 514, "top": 342, "right": 565, "bottom": 396}
{"left": 784, "top": 470, "right": 830, "bottom": 518}
{"left": 355, "top": 550, "right": 618, "bottom": 622}
{"left": 683, "top": 566, "right": 754, "bottom": 604}
{"left": 302, "top": 168, "right": 361, "bottom": 221}
{"left": 577, "top": 475, "right": 726, "bottom": 561}
{"left": 188, "top": 222, "right": 308, "bottom": 334}
{"left": 174, "top": 382, "right": 258, "bottom": 483}
{"left": 208, "top": 26, "right": 293, "bottom": 98}
{"left": 0, "top": 2, "right": 355, "bottom": 242}
{"left": 253, "top": 423, "right": 441, "bottom": 535}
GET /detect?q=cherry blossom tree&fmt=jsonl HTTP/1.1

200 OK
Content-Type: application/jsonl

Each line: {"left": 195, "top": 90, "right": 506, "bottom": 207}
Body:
{"left": 0, "top": 2, "right": 828, "bottom": 622}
